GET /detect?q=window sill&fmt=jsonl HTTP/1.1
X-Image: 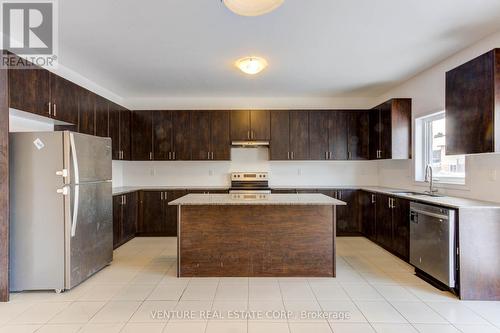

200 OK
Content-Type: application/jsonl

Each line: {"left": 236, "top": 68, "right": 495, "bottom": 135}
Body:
{"left": 413, "top": 180, "right": 470, "bottom": 191}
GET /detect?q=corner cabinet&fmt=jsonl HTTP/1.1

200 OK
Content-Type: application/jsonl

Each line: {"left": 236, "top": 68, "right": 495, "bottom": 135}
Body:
{"left": 446, "top": 48, "right": 500, "bottom": 155}
{"left": 370, "top": 99, "right": 412, "bottom": 160}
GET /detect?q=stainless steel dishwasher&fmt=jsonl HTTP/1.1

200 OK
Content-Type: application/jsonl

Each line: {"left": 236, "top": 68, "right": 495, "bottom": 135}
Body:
{"left": 410, "top": 202, "right": 456, "bottom": 288}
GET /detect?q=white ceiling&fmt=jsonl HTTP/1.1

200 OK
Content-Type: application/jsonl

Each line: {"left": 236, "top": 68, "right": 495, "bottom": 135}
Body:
{"left": 59, "top": 0, "right": 500, "bottom": 100}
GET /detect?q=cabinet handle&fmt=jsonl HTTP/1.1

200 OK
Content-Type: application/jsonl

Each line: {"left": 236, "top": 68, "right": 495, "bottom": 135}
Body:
{"left": 149, "top": 152, "right": 153, "bottom": 160}
{"left": 247, "top": 130, "right": 250, "bottom": 139}
{"left": 329, "top": 152, "right": 332, "bottom": 159}
{"left": 325, "top": 151, "right": 328, "bottom": 159}
{"left": 291, "top": 152, "right": 294, "bottom": 160}
{"left": 173, "top": 152, "right": 176, "bottom": 160}
{"left": 168, "top": 152, "right": 171, "bottom": 160}
{"left": 388, "top": 198, "right": 391, "bottom": 208}
{"left": 124, "top": 195, "right": 126, "bottom": 205}
{"left": 348, "top": 152, "right": 352, "bottom": 160}
{"left": 287, "top": 152, "right": 290, "bottom": 160}
{"left": 160, "top": 192, "right": 163, "bottom": 200}
{"left": 339, "top": 191, "right": 342, "bottom": 200}
{"left": 53, "top": 103, "right": 57, "bottom": 117}
{"left": 371, "top": 194, "right": 375, "bottom": 203}
{"left": 48, "top": 102, "right": 52, "bottom": 116}
{"left": 211, "top": 152, "right": 214, "bottom": 160}
{"left": 207, "top": 151, "right": 210, "bottom": 160}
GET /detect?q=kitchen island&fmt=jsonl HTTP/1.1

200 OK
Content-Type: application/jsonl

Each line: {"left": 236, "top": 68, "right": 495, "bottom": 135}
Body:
{"left": 169, "top": 193, "right": 346, "bottom": 277}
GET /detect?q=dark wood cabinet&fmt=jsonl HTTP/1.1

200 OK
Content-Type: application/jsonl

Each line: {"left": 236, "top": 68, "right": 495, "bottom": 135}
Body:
{"left": 270, "top": 111, "right": 290, "bottom": 160}
{"left": 309, "top": 111, "right": 330, "bottom": 160}
{"left": 8, "top": 56, "right": 50, "bottom": 117}
{"left": 230, "top": 110, "right": 270, "bottom": 141}
{"left": 335, "top": 189, "right": 360, "bottom": 235}
{"left": 210, "top": 111, "right": 231, "bottom": 160}
{"left": 446, "top": 49, "right": 500, "bottom": 154}
{"left": 391, "top": 197, "right": 410, "bottom": 260}
{"left": 138, "top": 189, "right": 186, "bottom": 236}
{"left": 191, "top": 111, "right": 211, "bottom": 160}
{"left": 289, "top": 111, "right": 309, "bottom": 160}
{"left": 359, "top": 191, "right": 376, "bottom": 241}
{"left": 365, "top": 191, "right": 410, "bottom": 261}
{"left": 330, "top": 112, "right": 349, "bottom": 160}
{"left": 94, "top": 95, "right": 109, "bottom": 138}
{"left": 131, "top": 111, "right": 153, "bottom": 160}
{"left": 113, "top": 192, "right": 137, "bottom": 249}
{"left": 270, "top": 110, "right": 309, "bottom": 160}
{"left": 77, "top": 88, "right": 95, "bottom": 135}
{"left": 347, "top": 111, "right": 370, "bottom": 160}
{"left": 50, "top": 74, "right": 79, "bottom": 124}
{"left": 370, "top": 99, "right": 412, "bottom": 160}
{"left": 172, "top": 111, "right": 191, "bottom": 160}
{"left": 109, "top": 103, "right": 131, "bottom": 160}
{"left": 153, "top": 111, "right": 173, "bottom": 160}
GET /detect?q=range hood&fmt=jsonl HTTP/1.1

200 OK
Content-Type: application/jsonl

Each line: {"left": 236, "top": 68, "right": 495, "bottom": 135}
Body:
{"left": 231, "top": 140, "right": 269, "bottom": 148}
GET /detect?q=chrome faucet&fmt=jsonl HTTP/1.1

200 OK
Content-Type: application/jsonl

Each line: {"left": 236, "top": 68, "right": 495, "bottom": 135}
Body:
{"left": 424, "top": 165, "right": 438, "bottom": 195}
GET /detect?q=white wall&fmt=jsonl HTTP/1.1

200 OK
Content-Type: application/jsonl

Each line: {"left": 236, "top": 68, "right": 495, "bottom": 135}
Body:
{"left": 117, "top": 148, "right": 380, "bottom": 188}
{"left": 376, "top": 30, "right": 500, "bottom": 203}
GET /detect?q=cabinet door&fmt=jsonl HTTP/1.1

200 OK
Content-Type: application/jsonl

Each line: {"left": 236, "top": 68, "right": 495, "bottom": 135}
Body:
{"left": 369, "top": 109, "right": 380, "bottom": 159}
{"left": 131, "top": 111, "right": 153, "bottom": 160}
{"left": 112, "top": 195, "right": 122, "bottom": 249}
{"left": 446, "top": 51, "right": 495, "bottom": 155}
{"left": 172, "top": 111, "right": 191, "bottom": 160}
{"left": 166, "top": 190, "right": 187, "bottom": 236}
{"left": 191, "top": 111, "right": 211, "bottom": 160}
{"left": 153, "top": 111, "right": 172, "bottom": 160}
{"left": 309, "top": 111, "right": 329, "bottom": 160}
{"left": 379, "top": 102, "right": 392, "bottom": 159}
{"left": 121, "top": 192, "right": 137, "bottom": 243}
{"left": 270, "top": 111, "right": 290, "bottom": 160}
{"left": 138, "top": 191, "right": 165, "bottom": 235}
{"left": 375, "top": 193, "right": 392, "bottom": 249}
{"left": 347, "top": 111, "right": 370, "bottom": 160}
{"left": 289, "top": 111, "right": 309, "bottom": 160}
{"left": 359, "top": 191, "right": 376, "bottom": 241}
{"left": 329, "top": 111, "right": 348, "bottom": 160}
{"left": 120, "top": 108, "right": 131, "bottom": 160}
{"left": 50, "top": 74, "right": 79, "bottom": 124}
{"left": 77, "top": 88, "right": 95, "bottom": 135}
{"left": 230, "top": 110, "right": 250, "bottom": 141}
{"left": 250, "top": 110, "right": 270, "bottom": 140}
{"left": 8, "top": 59, "right": 50, "bottom": 117}
{"left": 94, "top": 95, "right": 109, "bottom": 138}
{"left": 108, "top": 105, "right": 120, "bottom": 160}
{"left": 391, "top": 197, "right": 410, "bottom": 260}
{"left": 211, "top": 111, "right": 231, "bottom": 160}
{"left": 336, "top": 190, "right": 360, "bottom": 235}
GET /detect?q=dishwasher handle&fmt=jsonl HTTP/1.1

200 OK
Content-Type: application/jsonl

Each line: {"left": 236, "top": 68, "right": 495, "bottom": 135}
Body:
{"left": 410, "top": 208, "right": 449, "bottom": 220}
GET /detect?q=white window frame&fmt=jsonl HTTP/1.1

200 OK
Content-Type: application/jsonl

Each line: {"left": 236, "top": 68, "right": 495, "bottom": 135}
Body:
{"left": 414, "top": 111, "right": 467, "bottom": 187}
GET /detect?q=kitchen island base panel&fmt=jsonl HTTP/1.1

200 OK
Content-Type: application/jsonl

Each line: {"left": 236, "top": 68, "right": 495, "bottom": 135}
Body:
{"left": 178, "top": 205, "right": 335, "bottom": 277}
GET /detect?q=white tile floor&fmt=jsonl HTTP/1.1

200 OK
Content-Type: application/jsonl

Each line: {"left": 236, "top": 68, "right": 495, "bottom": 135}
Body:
{"left": 2, "top": 237, "right": 499, "bottom": 333}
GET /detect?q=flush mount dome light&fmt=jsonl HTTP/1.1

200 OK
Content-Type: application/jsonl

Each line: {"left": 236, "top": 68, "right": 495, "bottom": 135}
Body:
{"left": 223, "top": 0, "right": 284, "bottom": 16}
{"left": 236, "top": 57, "right": 268, "bottom": 75}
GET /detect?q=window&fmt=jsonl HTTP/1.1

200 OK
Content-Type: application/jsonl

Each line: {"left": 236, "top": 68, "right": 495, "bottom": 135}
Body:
{"left": 415, "top": 112, "right": 465, "bottom": 185}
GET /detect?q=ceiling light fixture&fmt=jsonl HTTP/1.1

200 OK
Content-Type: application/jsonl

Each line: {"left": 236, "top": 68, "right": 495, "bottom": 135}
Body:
{"left": 236, "top": 57, "right": 268, "bottom": 75}
{"left": 223, "top": 0, "right": 284, "bottom": 17}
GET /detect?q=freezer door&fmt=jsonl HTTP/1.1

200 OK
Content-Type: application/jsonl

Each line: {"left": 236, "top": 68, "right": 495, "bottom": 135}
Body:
{"left": 65, "top": 132, "right": 112, "bottom": 184}
{"left": 66, "top": 181, "right": 113, "bottom": 289}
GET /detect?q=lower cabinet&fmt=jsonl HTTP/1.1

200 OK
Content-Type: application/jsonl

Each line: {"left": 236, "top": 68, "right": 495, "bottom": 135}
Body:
{"left": 112, "top": 192, "right": 137, "bottom": 249}
{"left": 137, "top": 190, "right": 186, "bottom": 236}
{"left": 366, "top": 191, "right": 410, "bottom": 261}
{"left": 317, "top": 189, "right": 361, "bottom": 236}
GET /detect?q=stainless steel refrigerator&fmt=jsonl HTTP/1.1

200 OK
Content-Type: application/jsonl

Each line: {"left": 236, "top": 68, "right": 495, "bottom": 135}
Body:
{"left": 10, "top": 131, "right": 113, "bottom": 292}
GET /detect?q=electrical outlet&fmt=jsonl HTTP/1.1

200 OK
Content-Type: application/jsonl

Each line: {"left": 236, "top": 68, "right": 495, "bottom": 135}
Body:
{"left": 297, "top": 168, "right": 302, "bottom": 176}
{"left": 150, "top": 168, "right": 155, "bottom": 176}
{"left": 209, "top": 169, "right": 214, "bottom": 176}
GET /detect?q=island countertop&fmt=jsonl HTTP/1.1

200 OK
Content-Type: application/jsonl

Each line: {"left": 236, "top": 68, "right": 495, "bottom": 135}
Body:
{"left": 168, "top": 193, "right": 346, "bottom": 206}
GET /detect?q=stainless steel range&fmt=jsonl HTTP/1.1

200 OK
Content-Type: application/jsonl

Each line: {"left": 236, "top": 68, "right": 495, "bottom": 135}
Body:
{"left": 229, "top": 172, "right": 271, "bottom": 194}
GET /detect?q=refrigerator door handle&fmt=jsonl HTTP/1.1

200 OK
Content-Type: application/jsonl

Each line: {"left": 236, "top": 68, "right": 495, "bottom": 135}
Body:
{"left": 69, "top": 133, "right": 80, "bottom": 237}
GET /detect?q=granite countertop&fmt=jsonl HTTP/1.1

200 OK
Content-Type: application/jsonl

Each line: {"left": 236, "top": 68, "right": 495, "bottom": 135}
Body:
{"left": 168, "top": 193, "right": 346, "bottom": 206}
{"left": 113, "top": 185, "right": 500, "bottom": 209}
{"left": 362, "top": 186, "right": 500, "bottom": 209}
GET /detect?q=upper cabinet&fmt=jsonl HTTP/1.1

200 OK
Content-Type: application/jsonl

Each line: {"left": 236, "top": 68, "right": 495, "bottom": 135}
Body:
{"left": 370, "top": 98, "right": 412, "bottom": 160}
{"left": 109, "top": 103, "right": 131, "bottom": 160}
{"left": 131, "top": 111, "right": 154, "bottom": 160}
{"left": 50, "top": 74, "right": 79, "bottom": 125}
{"left": 446, "top": 49, "right": 500, "bottom": 155}
{"left": 191, "top": 111, "right": 230, "bottom": 160}
{"left": 230, "top": 110, "right": 270, "bottom": 141}
{"left": 270, "top": 110, "right": 309, "bottom": 160}
{"left": 307, "top": 110, "right": 368, "bottom": 161}
{"left": 77, "top": 88, "right": 96, "bottom": 135}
